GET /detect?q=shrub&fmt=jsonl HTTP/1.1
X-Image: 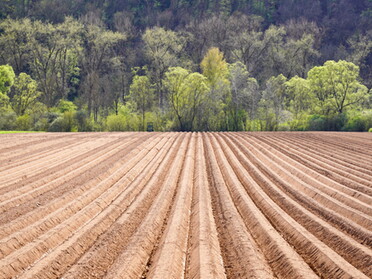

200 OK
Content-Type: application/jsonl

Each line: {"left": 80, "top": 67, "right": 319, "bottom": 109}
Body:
{"left": 31, "top": 111, "right": 59, "bottom": 131}
{"left": 144, "top": 111, "right": 171, "bottom": 132}
{"left": 361, "top": 111, "right": 372, "bottom": 131}
{"left": 307, "top": 113, "right": 346, "bottom": 131}
{"left": 34, "top": 118, "right": 49, "bottom": 131}
{"left": 63, "top": 111, "right": 77, "bottom": 131}
{"left": 368, "top": 128, "right": 372, "bottom": 132}
{"left": 57, "top": 99, "right": 77, "bottom": 113}
{"left": 106, "top": 112, "right": 140, "bottom": 132}
{"left": 307, "top": 114, "right": 326, "bottom": 131}
{"left": 0, "top": 109, "right": 16, "bottom": 130}
{"left": 46, "top": 112, "right": 60, "bottom": 124}
{"left": 245, "top": 119, "right": 262, "bottom": 131}
{"left": 288, "top": 113, "right": 309, "bottom": 131}
{"left": 342, "top": 110, "right": 372, "bottom": 131}
{"left": 48, "top": 117, "right": 64, "bottom": 132}
{"left": 278, "top": 124, "right": 291, "bottom": 131}
{"left": 16, "top": 114, "right": 31, "bottom": 131}
{"left": 75, "top": 110, "right": 93, "bottom": 132}
{"left": 326, "top": 113, "right": 346, "bottom": 131}
{"left": 48, "top": 111, "right": 77, "bottom": 132}
{"left": 106, "top": 114, "right": 126, "bottom": 131}
{"left": 92, "top": 121, "right": 104, "bottom": 132}
{"left": 343, "top": 116, "right": 365, "bottom": 131}
{"left": 29, "top": 102, "right": 48, "bottom": 129}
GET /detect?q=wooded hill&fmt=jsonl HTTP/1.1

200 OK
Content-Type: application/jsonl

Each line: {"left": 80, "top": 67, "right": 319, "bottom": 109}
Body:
{"left": 0, "top": 0, "right": 371, "bottom": 132}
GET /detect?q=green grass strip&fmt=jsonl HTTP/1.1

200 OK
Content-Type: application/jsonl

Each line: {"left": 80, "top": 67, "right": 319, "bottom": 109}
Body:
{"left": 0, "top": 131, "right": 45, "bottom": 134}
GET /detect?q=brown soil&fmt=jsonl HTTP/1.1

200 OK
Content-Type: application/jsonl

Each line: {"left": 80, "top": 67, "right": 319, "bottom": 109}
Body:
{"left": 0, "top": 132, "right": 370, "bottom": 279}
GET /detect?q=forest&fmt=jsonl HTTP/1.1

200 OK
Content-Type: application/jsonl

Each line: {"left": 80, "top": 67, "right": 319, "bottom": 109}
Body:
{"left": 0, "top": 0, "right": 371, "bottom": 132}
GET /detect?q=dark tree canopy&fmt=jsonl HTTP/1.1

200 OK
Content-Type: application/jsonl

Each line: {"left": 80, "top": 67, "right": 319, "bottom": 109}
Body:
{"left": 0, "top": 0, "right": 371, "bottom": 132}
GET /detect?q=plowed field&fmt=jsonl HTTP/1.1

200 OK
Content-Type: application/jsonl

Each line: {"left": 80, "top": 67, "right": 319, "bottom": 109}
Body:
{"left": 0, "top": 132, "right": 371, "bottom": 279}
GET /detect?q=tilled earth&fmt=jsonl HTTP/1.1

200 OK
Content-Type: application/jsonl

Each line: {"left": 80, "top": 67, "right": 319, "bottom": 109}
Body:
{"left": 0, "top": 132, "right": 371, "bottom": 279}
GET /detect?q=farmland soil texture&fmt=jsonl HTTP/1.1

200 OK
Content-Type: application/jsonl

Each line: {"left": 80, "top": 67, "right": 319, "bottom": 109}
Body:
{"left": 0, "top": 132, "right": 371, "bottom": 279}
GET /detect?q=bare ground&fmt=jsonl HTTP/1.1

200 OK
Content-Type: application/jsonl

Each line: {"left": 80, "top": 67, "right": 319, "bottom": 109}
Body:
{"left": 0, "top": 132, "right": 371, "bottom": 279}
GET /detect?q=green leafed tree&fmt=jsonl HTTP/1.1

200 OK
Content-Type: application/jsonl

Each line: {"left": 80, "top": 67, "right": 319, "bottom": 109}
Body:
{"left": 8, "top": 73, "right": 41, "bottom": 116}
{"left": 307, "top": 60, "right": 368, "bottom": 115}
{"left": 164, "top": 67, "right": 190, "bottom": 116}
{"left": 200, "top": 47, "right": 231, "bottom": 130}
{"left": 282, "top": 34, "right": 319, "bottom": 78}
{"left": 0, "top": 0, "right": 13, "bottom": 19}
{"left": 26, "top": 17, "right": 84, "bottom": 107}
{"left": 181, "top": 72, "right": 210, "bottom": 131}
{"left": 142, "top": 27, "right": 187, "bottom": 109}
{"left": 232, "top": 25, "right": 287, "bottom": 82}
{"left": 347, "top": 33, "right": 372, "bottom": 88}
{"left": 129, "top": 75, "right": 155, "bottom": 131}
{"left": 285, "top": 75, "right": 314, "bottom": 118}
{"left": 228, "top": 61, "right": 260, "bottom": 130}
{"left": 259, "top": 74, "right": 287, "bottom": 130}
{"left": 0, "top": 18, "right": 33, "bottom": 74}
{"left": 285, "top": 75, "right": 316, "bottom": 130}
{"left": 0, "top": 64, "right": 15, "bottom": 105}
{"left": 201, "top": 47, "right": 229, "bottom": 88}
{"left": 80, "top": 19, "right": 125, "bottom": 120}
{"left": 164, "top": 67, "right": 209, "bottom": 131}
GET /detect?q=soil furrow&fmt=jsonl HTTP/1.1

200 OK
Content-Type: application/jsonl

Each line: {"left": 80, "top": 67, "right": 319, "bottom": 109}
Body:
{"left": 255, "top": 134, "right": 372, "bottom": 195}
{"left": 0, "top": 136, "right": 146, "bottom": 236}
{"left": 0, "top": 133, "right": 73, "bottom": 155}
{"left": 213, "top": 133, "right": 369, "bottom": 278}
{"left": 219, "top": 134, "right": 372, "bottom": 277}
{"left": 0, "top": 135, "right": 147, "bottom": 224}
{"left": 266, "top": 133, "right": 372, "bottom": 173}
{"left": 204, "top": 133, "right": 277, "bottom": 278}
{"left": 103, "top": 133, "right": 191, "bottom": 279}
{"left": 298, "top": 133, "right": 372, "bottom": 157}
{"left": 224, "top": 134, "right": 372, "bottom": 247}
{"left": 185, "top": 133, "right": 226, "bottom": 279}
{"left": 61, "top": 134, "right": 179, "bottom": 279}
{"left": 0, "top": 134, "right": 166, "bottom": 278}
{"left": 0, "top": 135, "right": 167, "bottom": 260}
{"left": 0, "top": 132, "right": 369, "bottom": 279}
{"left": 260, "top": 133, "right": 372, "bottom": 186}
{"left": 0, "top": 135, "right": 98, "bottom": 171}
{"left": 287, "top": 132, "right": 372, "bottom": 154}
{"left": 208, "top": 133, "right": 318, "bottom": 279}
{"left": 0, "top": 135, "right": 129, "bottom": 197}
{"left": 233, "top": 134, "right": 372, "bottom": 222}
{"left": 145, "top": 133, "right": 196, "bottom": 279}
{"left": 0, "top": 135, "right": 131, "bottom": 187}
{"left": 247, "top": 134, "right": 372, "bottom": 201}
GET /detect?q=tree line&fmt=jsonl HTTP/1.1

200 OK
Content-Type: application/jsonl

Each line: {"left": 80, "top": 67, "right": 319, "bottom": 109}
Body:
{"left": 0, "top": 7, "right": 371, "bottom": 132}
